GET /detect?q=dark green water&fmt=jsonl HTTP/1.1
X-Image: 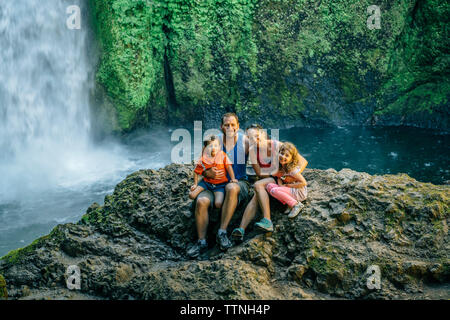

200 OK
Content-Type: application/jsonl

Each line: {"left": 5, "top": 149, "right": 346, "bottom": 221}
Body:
{"left": 280, "top": 126, "right": 449, "bottom": 185}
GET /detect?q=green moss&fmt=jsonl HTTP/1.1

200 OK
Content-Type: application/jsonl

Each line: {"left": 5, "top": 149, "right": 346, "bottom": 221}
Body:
{"left": 376, "top": 0, "right": 450, "bottom": 117}
{"left": 308, "top": 246, "right": 345, "bottom": 277}
{"left": 0, "top": 227, "right": 64, "bottom": 265}
{"left": 89, "top": 0, "right": 167, "bottom": 131}
{"left": 80, "top": 206, "right": 107, "bottom": 225}
{"left": 92, "top": 0, "right": 449, "bottom": 130}
{"left": 0, "top": 274, "right": 7, "bottom": 299}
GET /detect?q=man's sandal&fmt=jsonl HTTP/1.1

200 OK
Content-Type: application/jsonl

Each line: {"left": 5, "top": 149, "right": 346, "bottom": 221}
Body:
{"left": 231, "top": 227, "right": 245, "bottom": 242}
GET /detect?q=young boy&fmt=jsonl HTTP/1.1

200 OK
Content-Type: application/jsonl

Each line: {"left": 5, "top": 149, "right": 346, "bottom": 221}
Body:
{"left": 189, "top": 135, "right": 238, "bottom": 209}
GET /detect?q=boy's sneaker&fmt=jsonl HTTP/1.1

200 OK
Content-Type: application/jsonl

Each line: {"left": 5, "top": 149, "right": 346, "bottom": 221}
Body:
{"left": 231, "top": 228, "right": 245, "bottom": 243}
{"left": 255, "top": 218, "right": 274, "bottom": 232}
{"left": 187, "top": 240, "right": 208, "bottom": 259}
{"left": 216, "top": 232, "right": 232, "bottom": 251}
{"left": 288, "top": 202, "right": 304, "bottom": 219}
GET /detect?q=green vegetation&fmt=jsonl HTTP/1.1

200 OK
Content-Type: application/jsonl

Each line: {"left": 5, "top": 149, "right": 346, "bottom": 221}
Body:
{"left": 89, "top": 0, "right": 167, "bottom": 131}
{"left": 376, "top": 0, "right": 450, "bottom": 117}
{"left": 0, "top": 227, "right": 63, "bottom": 265}
{"left": 89, "top": 0, "right": 449, "bottom": 131}
{"left": 0, "top": 274, "right": 7, "bottom": 299}
{"left": 80, "top": 205, "right": 106, "bottom": 225}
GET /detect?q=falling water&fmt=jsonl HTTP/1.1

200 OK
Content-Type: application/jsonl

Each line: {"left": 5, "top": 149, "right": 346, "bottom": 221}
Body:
{"left": 0, "top": 0, "right": 159, "bottom": 256}
{"left": 0, "top": 0, "right": 99, "bottom": 199}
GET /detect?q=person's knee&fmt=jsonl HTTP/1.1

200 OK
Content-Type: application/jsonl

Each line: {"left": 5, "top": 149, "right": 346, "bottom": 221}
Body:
{"left": 254, "top": 182, "right": 266, "bottom": 193}
{"left": 254, "top": 180, "right": 265, "bottom": 189}
{"left": 196, "top": 197, "right": 210, "bottom": 209}
{"left": 225, "top": 183, "right": 240, "bottom": 195}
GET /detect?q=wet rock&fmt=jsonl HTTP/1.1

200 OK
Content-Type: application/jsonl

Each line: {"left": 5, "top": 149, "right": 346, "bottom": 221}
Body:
{"left": 0, "top": 165, "right": 448, "bottom": 300}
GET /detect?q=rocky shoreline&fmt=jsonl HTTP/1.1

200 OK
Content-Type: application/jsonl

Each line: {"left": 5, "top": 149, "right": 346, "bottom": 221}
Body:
{"left": 0, "top": 164, "right": 448, "bottom": 300}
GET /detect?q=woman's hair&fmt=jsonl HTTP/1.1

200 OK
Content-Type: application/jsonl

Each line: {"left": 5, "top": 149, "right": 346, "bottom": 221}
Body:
{"left": 279, "top": 142, "right": 301, "bottom": 173}
{"left": 246, "top": 123, "right": 263, "bottom": 131}
{"left": 246, "top": 123, "right": 268, "bottom": 140}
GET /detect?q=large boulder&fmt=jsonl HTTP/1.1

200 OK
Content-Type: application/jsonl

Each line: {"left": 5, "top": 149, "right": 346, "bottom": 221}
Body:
{"left": 0, "top": 164, "right": 448, "bottom": 299}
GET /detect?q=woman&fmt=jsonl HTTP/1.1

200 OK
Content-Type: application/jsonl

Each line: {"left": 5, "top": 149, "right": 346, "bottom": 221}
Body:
{"left": 246, "top": 123, "right": 281, "bottom": 178}
{"left": 231, "top": 125, "right": 308, "bottom": 241}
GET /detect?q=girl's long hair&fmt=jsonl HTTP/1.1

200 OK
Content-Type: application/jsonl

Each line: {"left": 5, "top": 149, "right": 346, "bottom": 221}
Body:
{"left": 279, "top": 142, "right": 301, "bottom": 173}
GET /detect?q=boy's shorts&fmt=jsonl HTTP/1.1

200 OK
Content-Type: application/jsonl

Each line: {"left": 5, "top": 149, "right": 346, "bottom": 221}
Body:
{"left": 192, "top": 179, "right": 250, "bottom": 210}
{"left": 198, "top": 180, "right": 228, "bottom": 194}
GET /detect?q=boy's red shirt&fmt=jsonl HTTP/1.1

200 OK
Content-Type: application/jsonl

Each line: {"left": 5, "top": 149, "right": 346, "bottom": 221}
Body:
{"left": 194, "top": 150, "right": 231, "bottom": 184}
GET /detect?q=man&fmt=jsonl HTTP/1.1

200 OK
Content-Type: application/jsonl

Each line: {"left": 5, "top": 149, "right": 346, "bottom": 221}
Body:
{"left": 187, "top": 113, "right": 250, "bottom": 258}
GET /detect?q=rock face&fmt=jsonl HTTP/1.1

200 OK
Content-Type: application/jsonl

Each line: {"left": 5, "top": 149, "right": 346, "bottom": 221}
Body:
{"left": 0, "top": 164, "right": 449, "bottom": 300}
{"left": 89, "top": 0, "right": 449, "bottom": 133}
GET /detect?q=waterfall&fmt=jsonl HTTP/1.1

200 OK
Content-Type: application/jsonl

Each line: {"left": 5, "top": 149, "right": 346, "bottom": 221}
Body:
{"left": 0, "top": 0, "right": 97, "bottom": 200}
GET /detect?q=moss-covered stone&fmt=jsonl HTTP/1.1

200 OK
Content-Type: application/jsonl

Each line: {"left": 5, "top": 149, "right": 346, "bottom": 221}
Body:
{"left": 89, "top": 0, "right": 449, "bottom": 131}
{"left": 0, "top": 165, "right": 448, "bottom": 299}
{"left": 0, "top": 226, "right": 64, "bottom": 265}
{"left": 0, "top": 274, "right": 7, "bottom": 299}
{"left": 89, "top": 0, "right": 167, "bottom": 132}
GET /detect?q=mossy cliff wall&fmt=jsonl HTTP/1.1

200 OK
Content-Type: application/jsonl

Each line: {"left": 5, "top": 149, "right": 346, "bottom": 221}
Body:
{"left": 89, "top": 0, "right": 449, "bottom": 133}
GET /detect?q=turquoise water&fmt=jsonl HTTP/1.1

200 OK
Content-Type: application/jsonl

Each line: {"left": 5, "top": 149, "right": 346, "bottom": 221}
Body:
{"left": 281, "top": 126, "right": 449, "bottom": 185}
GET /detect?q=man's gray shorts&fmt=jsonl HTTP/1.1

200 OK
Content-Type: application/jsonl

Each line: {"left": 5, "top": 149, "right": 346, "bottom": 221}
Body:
{"left": 191, "top": 179, "right": 250, "bottom": 211}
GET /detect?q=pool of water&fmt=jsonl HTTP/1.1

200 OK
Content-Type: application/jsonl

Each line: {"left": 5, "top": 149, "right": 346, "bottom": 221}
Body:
{"left": 0, "top": 126, "right": 448, "bottom": 257}
{"left": 282, "top": 126, "right": 449, "bottom": 185}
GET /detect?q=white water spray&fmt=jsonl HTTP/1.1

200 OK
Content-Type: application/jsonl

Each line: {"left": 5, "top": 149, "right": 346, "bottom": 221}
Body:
{"left": 0, "top": 0, "right": 133, "bottom": 201}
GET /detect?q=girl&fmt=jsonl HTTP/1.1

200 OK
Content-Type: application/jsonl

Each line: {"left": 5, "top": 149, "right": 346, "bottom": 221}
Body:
{"left": 189, "top": 135, "right": 238, "bottom": 209}
{"left": 254, "top": 142, "right": 308, "bottom": 232}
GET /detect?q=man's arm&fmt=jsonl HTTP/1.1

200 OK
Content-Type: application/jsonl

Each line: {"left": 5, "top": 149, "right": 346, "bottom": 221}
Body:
{"left": 226, "top": 165, "right": 237, "bottom": 182}
{"left": 202, "top": 167, "right": 218, "bottom": 179}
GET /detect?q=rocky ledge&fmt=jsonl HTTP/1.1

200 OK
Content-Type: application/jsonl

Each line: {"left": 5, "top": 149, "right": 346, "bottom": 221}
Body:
{"left": 0, "top": 164, "right": 448, "bottom": 300}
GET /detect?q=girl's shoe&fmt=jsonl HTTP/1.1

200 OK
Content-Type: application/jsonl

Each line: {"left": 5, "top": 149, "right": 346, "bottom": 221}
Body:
{"left": 255, "top": 218, "right": 274, "bottom": 232}
{"left": 231, "top": 228, "right": 245, "bottom": 242}
{"left": 288, "top": 202, "right": 304, "bottom": 219}
{"left": 284, "top": 206, "right": 292, "bottom": 214}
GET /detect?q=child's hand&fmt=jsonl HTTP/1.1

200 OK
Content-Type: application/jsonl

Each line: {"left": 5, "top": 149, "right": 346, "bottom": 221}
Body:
{"left": 190, "top": 184, "right": 198, "bottom": 191}
{"left": 230, "top": 179, "right": 238, "bottom": 183}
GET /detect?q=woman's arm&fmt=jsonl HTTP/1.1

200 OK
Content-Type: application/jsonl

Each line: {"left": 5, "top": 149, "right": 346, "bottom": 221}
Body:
{"left": 248, "top": 145, "right": 263, "bottom": 177}
{"left": 298, "top": 154, "right": 308, "bottom": 173}
{"left": 284, "top": 172, "right": 307, "bottom": 188}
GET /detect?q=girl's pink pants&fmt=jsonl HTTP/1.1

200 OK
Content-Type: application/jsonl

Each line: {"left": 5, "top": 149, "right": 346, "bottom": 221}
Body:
{"left": 266, "top": 183, "right": 305, "bottom": 207}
